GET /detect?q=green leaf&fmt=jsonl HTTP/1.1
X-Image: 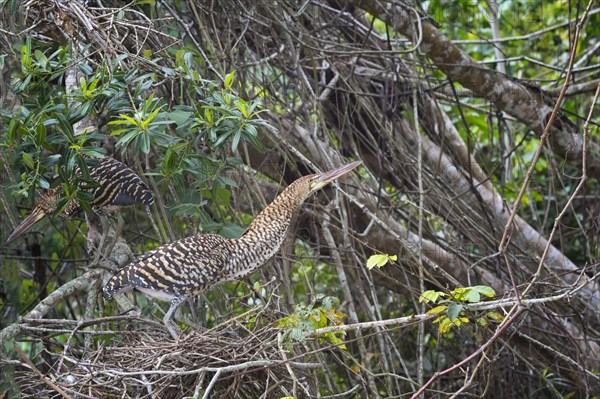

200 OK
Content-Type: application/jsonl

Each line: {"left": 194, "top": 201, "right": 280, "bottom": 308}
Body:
{"left": 116, "top": 113, "right": 138, "bottom": 125}
{"left": 426, "top": 305, "right": 448, "bottom": 315}
{"left": 224, "top": 70, "right": 235, "bottom": 89}
{"left": 231, "top": 130, "right": 242, "bottom": 152}
{"left": 78, "top": 62, "right": 94, "bottom": 75}
{"left": 141, "top": 107, "right": 161, "bottom": 128}
{"left": 81, "top": 149, "right": 105, "bottom": 159}
{"left": 219, "top": 176, "right": 238, "bottom": 188}
{"left": 22, "top": 36, "right": 32, "bottom": 66}
{"left": 34, "top": 50, "right": 48, "bottom": 68}
{"left": 184, "top": 52, "right": 194, "bottom": 70}
{"left": 366, "top": 254, "right": 394, "bottom": 270}
{"left": 471, "top": 285, "right": 496, "bottom": 298}
{"left": 168, "top": 108, "right": 193, "bottom": 125}
{"left": 419, "top": 290, "right": 446, "bottom": 303}
{"left": 219, "top": 223, "right": 245, "bottom": 239}
{"left": 462, "top": 289, "right": 480, "bottom": 303}
{"left": 447, "top": 303, "right": 463, "bottom": 321}
{"left": 35, "top": 123, "right": 46, "bottom": 144}
{"left": 171, "top": 202, "right": 207, "bottom": 217}
{"left": 438, "top": 317, "right": 454, "bottom": 335}
{"left": 140, "top": 133, "right": 151, "bottom": 153}
{"left": 21, "top": 152, "right": 34, "bottom": 169}
{"left": 486, "top": 311, "right": 504, "bottom": 323}
{"left": 326, "top": 333, "right": 347, "bottom": 350}
{"left": 38, "top": 177, "right": 50, "bottom": 190}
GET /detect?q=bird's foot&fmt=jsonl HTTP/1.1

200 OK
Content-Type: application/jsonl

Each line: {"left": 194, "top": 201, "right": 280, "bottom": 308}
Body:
{"left": 165, "top": 319, "right": 182, "bottom": 340}
{"left": 174, "top": 314, "right": 205, "bottom": 331}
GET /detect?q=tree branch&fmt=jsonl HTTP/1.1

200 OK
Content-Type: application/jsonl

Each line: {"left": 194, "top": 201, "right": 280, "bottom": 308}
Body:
{"left": 351, "top": 0, "right": 600, "bottom": 177}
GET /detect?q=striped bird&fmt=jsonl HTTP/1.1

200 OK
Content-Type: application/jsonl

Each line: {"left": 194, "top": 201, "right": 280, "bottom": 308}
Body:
{"left": 104, "top": 161, "right": 361, "bottom": 339}
{"left": 7, "top": 156, "right": 154, "bottom": 242}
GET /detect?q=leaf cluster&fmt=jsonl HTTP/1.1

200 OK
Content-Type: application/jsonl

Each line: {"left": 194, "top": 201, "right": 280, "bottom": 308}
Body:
{"left": 277, "top": 295, "right": 347, "bottom": 350}
{"left": 419, "top": 286, "right": 503, "bottom": 336}
{"left": 2, "top": 41, "right": 272, "bottom": 234}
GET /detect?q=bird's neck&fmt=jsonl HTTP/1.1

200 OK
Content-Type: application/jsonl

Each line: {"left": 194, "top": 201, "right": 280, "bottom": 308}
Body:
{"left": 231, "top": 184, "right": 309, "bottom": 277}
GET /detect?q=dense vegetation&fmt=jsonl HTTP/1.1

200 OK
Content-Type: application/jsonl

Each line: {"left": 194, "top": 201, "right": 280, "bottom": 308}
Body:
{"left": 0, "top": 1, "right": 598, "bottom": 397}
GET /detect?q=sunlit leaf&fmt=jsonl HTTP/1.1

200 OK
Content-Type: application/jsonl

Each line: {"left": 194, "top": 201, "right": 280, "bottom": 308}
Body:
{"left": 471, "top": 285, "right": 496, "bottom": 298}
{"left": 366, "top": 254, "right": 393, "bottom": 270}
{"left": 224, "top": 70, "right": 235, "bottom": 89}
{"left": 419, "top": 290, "right": 446, "bottom": 303}
{"left": 427, "top": 305, "right": 448, "bottom": 315}
{"left": 486, "top": 311, "right": 505, "bottom": 323}
{"left": 461, "top": 289, "right": 480, "bottom": 303}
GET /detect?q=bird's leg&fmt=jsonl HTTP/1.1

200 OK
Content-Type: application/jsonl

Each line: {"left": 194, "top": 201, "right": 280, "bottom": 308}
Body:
{"left": 187, "top": 298, "right": 199, "bottom": 325}
{"left": 173, "top": 301, "right": 203, "bottom": 331}
{"left": 164, "top": 297, "right": 185, "bottom": 340}
{"left": 200, "top": 299, "right": 207, "bottom": 329}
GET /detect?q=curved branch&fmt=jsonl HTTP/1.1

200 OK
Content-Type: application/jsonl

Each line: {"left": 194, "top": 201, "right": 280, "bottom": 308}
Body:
{"left": 351, "top": 0, "right": 600, "bottom": 177}
{"left": 0, "top": 269, "right": 101, "bottom": 345}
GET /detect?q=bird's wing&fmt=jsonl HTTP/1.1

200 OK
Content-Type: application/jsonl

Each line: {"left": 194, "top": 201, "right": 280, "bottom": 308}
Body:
{"left": 90, "top": 157, "right": 155, "bottom": 206}
{"left": 104, "top": 234, "right": 231, "bottom": 300}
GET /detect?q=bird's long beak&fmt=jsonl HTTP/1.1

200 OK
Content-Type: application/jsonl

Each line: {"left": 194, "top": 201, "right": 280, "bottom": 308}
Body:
{"left": 7, "top": 207, "right": 47, "bottom": 242}
{"left": 312, "top": 161, "right": 362, "bottom": 192}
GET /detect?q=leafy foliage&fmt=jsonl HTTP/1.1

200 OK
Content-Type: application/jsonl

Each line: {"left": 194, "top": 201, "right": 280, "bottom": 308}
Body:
{"left": 420, "top": 286, "right": 501, "bottom": 335}
{"left": 277, "top": 296, "right": 347, "bottom": 350}
{"left": 1, "top": 0, "right": 598, "bottom": 397}
{"left": 2, "top": 42, "right": 272, "bottom": 236}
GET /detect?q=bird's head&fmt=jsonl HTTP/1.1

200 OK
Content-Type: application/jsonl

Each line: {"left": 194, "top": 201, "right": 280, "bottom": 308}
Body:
{"left": 309, "top": 161, "right": 362, "bottom": 193}
{"left": 7, "top": 187, "right": 61, "bottom": 242}
{"left": 271, "top": 161, "right": 363, "bottom": 211}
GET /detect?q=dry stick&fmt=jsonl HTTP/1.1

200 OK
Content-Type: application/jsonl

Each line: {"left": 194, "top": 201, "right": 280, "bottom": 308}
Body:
{"left": 158, "top": 0, "right": 223, "bottom": 82}
{"left": 515, "top": 329, "right": 599, "bottom": 380}
{"left": 313, "top": 313, "right": 434, "bottom": 335}
{"left": 137, "top": 155, "right": 166, "bottom": 244}
{"left": 101, "top": 359, "right": 320, "bottom": 377}
{"left": 312, "top": 285, "right": 590, "bottom": 336}
{"left": 201, "top": 369, "right": 222, "bottom": 399}
{"left": 381, "top": 271, "right": 593, "bottom": 397}
{"left": 497, "top": 0, "right": 594, "bottom": 297}
{"left": 412, "top": 41, "right": 426, "bottom": 387}
{"left": 337, "top": 193, "right": 399, "bottom": 393}
{"left": 322, "top": 211, "right": 379, "bottom": 396}
{"left": 13, "top": 345, "right": 72, "bottom": 399}
{"left": 416, "top": 5, "right": 596, "bottom": 396}
{"left": 523, "top": 81, "right": 600, "bottom": 299}
{"left": 277, "top": 332, "right": 308, "bottom": 398}
{"left": 268, "top": 128, "right": 461, "bottom": 287}
{"left": 450, "top": 276, "right": 600, "bottom": 399}
{"left": 452, "top": 8, "right": 600, "bottom": 45}
{"left": 317, "top": 385, "right": 361, "bottom": 399}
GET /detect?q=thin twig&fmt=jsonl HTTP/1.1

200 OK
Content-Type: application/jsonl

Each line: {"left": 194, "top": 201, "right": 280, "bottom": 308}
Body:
{"left": 13, "top": 345, "right": 72, "bottom": 399}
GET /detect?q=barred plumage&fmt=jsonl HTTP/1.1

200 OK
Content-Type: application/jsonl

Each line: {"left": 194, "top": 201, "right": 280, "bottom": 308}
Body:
{"left": 104, "top": 161, "right": 362, "bottom": 339}
{"left": 7, "top": 156, "right": 154, "bottom": 242}
{"left": 85, "top": 156, "right": 155, "bottom": 207}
